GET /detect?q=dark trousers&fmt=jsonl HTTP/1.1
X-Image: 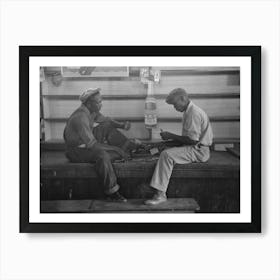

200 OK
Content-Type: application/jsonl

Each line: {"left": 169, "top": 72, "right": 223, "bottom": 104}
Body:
{"left": 65, "top": 121, "right": 131, "bottom": 195}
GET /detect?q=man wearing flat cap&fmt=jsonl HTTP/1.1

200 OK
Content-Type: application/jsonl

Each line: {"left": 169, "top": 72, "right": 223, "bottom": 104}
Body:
{"left": 144, "top": 88, "right": 213, "bottom": 205}
{"left": 64, "top": 88, "right": 140, "bottom": 202}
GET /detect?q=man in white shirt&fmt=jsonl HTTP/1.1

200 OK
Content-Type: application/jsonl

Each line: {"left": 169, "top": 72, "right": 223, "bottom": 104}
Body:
{"left": 145, "top": 88, "right": 213, "bottom": 205}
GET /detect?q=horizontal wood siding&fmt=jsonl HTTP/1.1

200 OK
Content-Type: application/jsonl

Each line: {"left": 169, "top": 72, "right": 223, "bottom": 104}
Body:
{"left": 44, "top": 74, "right": 240, "bottom": 96}
{"left": 42, "top": 68, "right": 240, "bottom": 141}
{"left": 43, "top": 121, "right": 239, "bottom": 141}
{"left": 44, "top": 98, "right": 239, "bottom": 119}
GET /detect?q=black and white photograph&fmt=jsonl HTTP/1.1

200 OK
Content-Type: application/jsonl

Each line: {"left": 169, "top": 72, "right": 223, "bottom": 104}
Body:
{"left": 40, "top": 66, "right": 240, "bottom": 213}
{"left": 20, "top": 46, "right": 260, "bottom": 233}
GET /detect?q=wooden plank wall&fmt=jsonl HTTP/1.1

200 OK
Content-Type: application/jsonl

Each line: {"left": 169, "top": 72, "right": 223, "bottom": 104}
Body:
{"left": 41, "top": 67, "right": 240, "bottom": 141}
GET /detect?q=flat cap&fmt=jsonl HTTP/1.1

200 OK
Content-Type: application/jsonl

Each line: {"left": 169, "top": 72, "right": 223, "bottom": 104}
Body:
{"left": 79, "top": 88, "right": 101, "bottom": 103}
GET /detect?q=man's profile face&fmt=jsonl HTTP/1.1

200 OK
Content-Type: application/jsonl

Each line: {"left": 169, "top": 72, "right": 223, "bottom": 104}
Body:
{"left": 87, "top": 93, "right": 102, "bottom": 113}
{"left": 172, "top": 96, "right": 188, "bottom": 112}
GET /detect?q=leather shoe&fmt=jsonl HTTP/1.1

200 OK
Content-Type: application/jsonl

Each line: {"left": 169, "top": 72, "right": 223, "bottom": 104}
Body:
{"left": 144, "top": 192, "right": 167, "bottom": 205}
{"left": 106, "top": 191, "right": 127, "bottom": 203}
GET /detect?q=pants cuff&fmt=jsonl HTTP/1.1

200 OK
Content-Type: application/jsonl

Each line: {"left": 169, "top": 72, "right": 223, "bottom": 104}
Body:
{"left": 104, "top": 184, "right": 120, "bottom": 195}
{"left": 150, "top": 183, "right": 167, "bottom": 193}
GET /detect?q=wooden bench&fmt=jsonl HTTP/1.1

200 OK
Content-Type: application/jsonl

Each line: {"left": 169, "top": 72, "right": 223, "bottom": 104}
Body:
{"left": 41, "top": 138, "right": 240, "bottom": 152}
{"left": 40, "top": 143, "right": 240, "bottom": 212}
{"left": 41, "top": 150, "right": 240, "bottom": 179}
{"left": 41, "top": 198, "right": 200, "bottom": 213}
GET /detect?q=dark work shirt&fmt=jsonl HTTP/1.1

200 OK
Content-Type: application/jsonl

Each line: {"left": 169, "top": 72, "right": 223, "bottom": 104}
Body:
{"left": 64, "top": 104, "right": 107, "bottom": 148}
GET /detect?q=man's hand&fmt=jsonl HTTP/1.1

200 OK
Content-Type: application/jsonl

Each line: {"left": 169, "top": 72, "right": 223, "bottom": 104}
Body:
{"left": 160, "top": 131, "right": 173, "bottom": 140}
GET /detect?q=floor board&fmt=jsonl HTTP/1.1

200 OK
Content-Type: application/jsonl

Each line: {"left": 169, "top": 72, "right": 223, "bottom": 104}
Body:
{"left": 41, "top": 198, "right": 200, "bottom": 213}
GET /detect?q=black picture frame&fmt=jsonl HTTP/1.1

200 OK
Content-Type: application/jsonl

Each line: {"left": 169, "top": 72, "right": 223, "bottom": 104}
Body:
{"left": 20, "top": 46, "right": 261, "bottom": 233}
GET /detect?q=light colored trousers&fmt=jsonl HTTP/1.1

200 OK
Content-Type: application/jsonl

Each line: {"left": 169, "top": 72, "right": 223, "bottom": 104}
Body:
{"left": 150, "top": 146, "right": 210, "bottom": 192}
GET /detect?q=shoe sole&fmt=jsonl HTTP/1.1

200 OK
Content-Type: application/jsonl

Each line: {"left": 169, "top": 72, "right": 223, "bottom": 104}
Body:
{"left": 144, "top": 199, "right": 167, "bottom": 206}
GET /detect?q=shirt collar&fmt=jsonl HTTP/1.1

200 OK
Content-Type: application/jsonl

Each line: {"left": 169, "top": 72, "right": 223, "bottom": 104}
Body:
{"left": 80, "top": 103, "right": 89, "bottom": 113}
{"left": 80, "top": 104, "right": 96, "bottom": 117}
{"left": 80, "top": 104, "right": 98, "bottom": 119}
{"left": 184, "top": 100, "right": 193, "bottom": 115}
